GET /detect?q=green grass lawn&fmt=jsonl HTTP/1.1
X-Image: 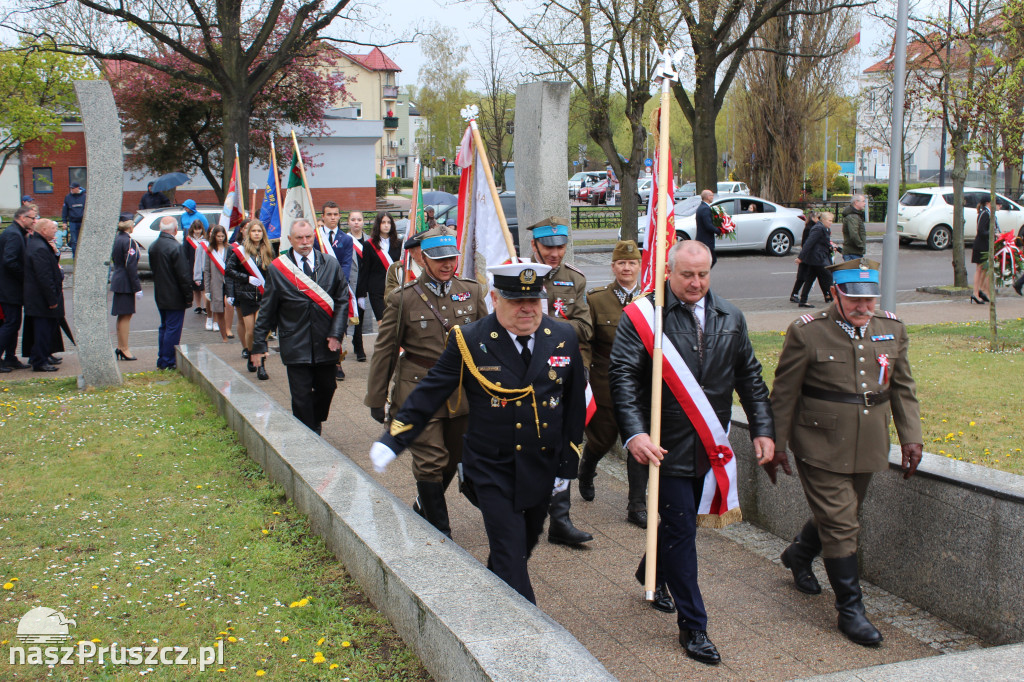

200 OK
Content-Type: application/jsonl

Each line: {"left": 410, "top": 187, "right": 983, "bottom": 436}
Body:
{"left": 750, "top": 318, "right": 1024, "bottom": 474}
{"left": 0, "top": 374, "right": 428, "bottom": 680}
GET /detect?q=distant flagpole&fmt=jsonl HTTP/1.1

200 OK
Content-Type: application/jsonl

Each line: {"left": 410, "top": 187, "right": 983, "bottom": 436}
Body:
{"left": 270, "top": 138, "right": 284, "bottom": 223}
{"left": 234, "top": 143, "right": 246, "bottom": 218}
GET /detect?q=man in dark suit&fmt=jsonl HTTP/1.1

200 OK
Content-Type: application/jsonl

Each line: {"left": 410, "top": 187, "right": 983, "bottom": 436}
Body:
{"left": 0, "top": 205, "right": 37, "bottom": 372}
{"left": 149, "top": 216, "right": 193, "bottom": 370}
{"left": 370, "top": 262, "right": 586, "bottom": 603}
{"left": 250, "top": 219, "right": 349, "bottom": 435}
{"left": 694, "top": 189, "right": 718, "bottom": 267}
{"left": 610, "top": 240, "right": 776, "bottom": 664}
{"left": 22, "top": 219, "right": 64, "bottom": 372}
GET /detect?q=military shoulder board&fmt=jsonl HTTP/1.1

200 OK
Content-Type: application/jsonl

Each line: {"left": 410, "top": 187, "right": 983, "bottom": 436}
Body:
{"left": 883, "top": 310, "right": 899, "bottom": 320}
{"left": 799, "top": 313, "right": 817, "bottom": 324}
{"left": 588, "top": 285, "right": 607, "bottom": 295}
{"left": 565, "top": 262, "right": 585, "bottom": 276}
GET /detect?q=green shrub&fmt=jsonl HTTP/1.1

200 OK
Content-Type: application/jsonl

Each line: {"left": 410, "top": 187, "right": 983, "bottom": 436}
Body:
{"left": 375, "top": 179, "right": 389, "bottom": 198}
{"left": 831, "top": 175, "right": 850, "bottom": 194}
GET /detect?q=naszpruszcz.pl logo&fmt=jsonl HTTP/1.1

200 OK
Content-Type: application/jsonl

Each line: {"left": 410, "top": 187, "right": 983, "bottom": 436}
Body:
{"left": 8, "top": 607, "right": 225, "bottom": 672}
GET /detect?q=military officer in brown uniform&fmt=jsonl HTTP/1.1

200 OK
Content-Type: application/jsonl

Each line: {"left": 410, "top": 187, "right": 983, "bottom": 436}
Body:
{"left": 769, "top": 258, "right": 923, "bottom": 646}
{"left": 577, "top": 240, "right": 649, "bottom": 528}
{"left": 529, "top": 216, "right": 594, "bottom": 546}
{"left": 365, "top": 226, "right": 486, "bottom": 536}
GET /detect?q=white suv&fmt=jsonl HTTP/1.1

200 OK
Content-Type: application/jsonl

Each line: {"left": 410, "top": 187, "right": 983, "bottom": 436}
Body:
{"left": 717, "top": 181, "right": 750, "bottom": 195}
{"left": 896, "top": 187, "right": 1024, "bottom": 250}
{"left": 132, "top": 205, "right": 223, "bottom": 271}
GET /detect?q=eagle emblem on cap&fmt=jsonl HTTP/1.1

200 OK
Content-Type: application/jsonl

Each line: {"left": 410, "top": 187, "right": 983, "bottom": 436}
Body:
{"left": 520, "top": 269, "right": 537, "bottom": 284}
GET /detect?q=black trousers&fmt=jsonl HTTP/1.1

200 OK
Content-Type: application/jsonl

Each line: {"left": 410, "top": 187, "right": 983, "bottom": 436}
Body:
{"left": 637, "top": 475, "right": 707, "bottom": 631}
{"left": 30, "top": 317, "right": 58, "bottom": 368}
{"left": 477, "top": 482, "right": 551, "bottom": 604}
{"left": 799, "top": 265, "right": 832, "bottom": 303}
{"left": 0, "top": 302, "right": 22, "bottom": 362}
{"left": 285, "top": 362, "right": 338, "bottom": 432}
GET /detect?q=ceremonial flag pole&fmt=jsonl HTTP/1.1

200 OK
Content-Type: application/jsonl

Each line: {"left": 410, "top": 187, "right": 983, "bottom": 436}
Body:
{"left": 644, "top": 48, "right": 681, "bottom": 602}
{"left": 462, "top": 105, "right": 517, "bottom": 262}
{"left": 235, "top": 143, "right": 246, "bottom": 220}
{"left": 290, "top": 130, "right": 331, "bottom": 256}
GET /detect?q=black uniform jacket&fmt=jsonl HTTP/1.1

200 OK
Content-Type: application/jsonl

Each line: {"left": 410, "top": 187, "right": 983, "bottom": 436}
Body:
{"left": 109, "top": 231, "right": 142, "bottom": 294}
{"left": 609, "top": 287, "right": 774, "bottom": 479}
{"left": 149, "top": 232, "right": 192, "bottom": 310}
{"left": 23, "top": 234, "right": 64, "bottom": 319}
{"left": 381, "top": 313, "right": 586, "bottom": 511}
{"left": 0, "top": 223, "right": 28, "bottom": 304}
{"left": 252, "top": 249, "right": 349, "bottom": 366}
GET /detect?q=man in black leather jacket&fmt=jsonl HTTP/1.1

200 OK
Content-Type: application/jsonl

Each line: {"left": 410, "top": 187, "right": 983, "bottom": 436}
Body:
{"left": 251, "top": 220, "right": 349, "bottom": 435}
{"left": 609, "top": 239, "right": 776, "bottom": 665}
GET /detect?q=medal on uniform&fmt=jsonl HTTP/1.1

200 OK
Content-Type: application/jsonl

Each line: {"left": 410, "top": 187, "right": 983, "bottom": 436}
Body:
{"left": 549, "top": 396, "right": 560, "bottom": 408}
{"left": 548, "top": 369, "right": 557, "bottom": 380}
{"left": 491, "top": 397, "right": 500, "bottom": 408}
{"left": 490, "top": 331, "right": 499, "bottom": 338}
{"left": 877, "top": 353, "right": 889, "bottom": 384}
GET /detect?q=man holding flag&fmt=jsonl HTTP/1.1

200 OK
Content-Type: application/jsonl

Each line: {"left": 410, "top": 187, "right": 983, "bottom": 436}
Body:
{"left": 609, "top": 239, "right": 776, "bottom": 665}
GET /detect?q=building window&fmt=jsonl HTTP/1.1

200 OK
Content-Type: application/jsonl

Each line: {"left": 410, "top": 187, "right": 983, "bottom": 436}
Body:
{"left": 32, "top": 167, "right": 54, "bottom": 194}
{"left": 352, "top": 102, "right": 362, "bottom": 118}
{"left": 69, "top": 166, "right": 87, "bottom": 190}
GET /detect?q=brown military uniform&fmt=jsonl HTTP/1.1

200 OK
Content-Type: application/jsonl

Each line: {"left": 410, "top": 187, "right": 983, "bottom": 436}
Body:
{"left": 771, "top": 305, "right": 922, "bottom": 556}
{"left": 365, "top": 272, "right": 486, "bottom": 482}
{"left": 384, "top": 260, "right": 409, "bottom": 299}
{"left": 585, "top": 281, "right": 638, "bottom": 454}
{"left": 542, "top": 261, "right": 593, "bottom": 366}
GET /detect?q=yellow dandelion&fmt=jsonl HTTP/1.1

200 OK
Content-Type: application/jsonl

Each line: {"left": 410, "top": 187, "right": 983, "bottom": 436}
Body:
{"left": 330, "top": 663, "right": 339, "bottom": 670}
{"left": 256, "top": 672, "right": 266, "bottom": 677}
{"left": 299, "top": 658, "right": 307, "bottom": 663}
{"left": 969, "top": 421, "right": 976, "bottom": 426}
{"left": 272, "top": 511, "right": 281, "bottom": 515}
{"left": 261, "top": 530, "right": 269, "bottom": 535}
{"left": 312, "top": 652, "right": 326, "bottom": 664}
{"left": 2, "top": 583, "right": 13, "bottom": 590}
{"left": 91, "top": 639, "right": 101, "bottom": 643}
{"left": 218, "top": 631, "right": 228, "bottom": 636}
{"left": 317, "top": 637, "right": 325, "bottom": 646}
{"left": 217, "top": 668, "right": 226, "bottom": 673}
{"left": 228, "top": 636, "right": 238, "bottom": 643}
{"left": 280, "top": 636, "right": 289, "bottom": 643}
{"left": 341, "top": 641, "right": 350, "bottom": 648}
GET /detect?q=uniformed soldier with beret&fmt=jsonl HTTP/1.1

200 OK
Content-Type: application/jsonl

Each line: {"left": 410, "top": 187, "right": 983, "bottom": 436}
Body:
{"left": 370, "top": 262, "right": 586, "bottom": 603}
{"left": 769, "top": 258, "right": 923, "bottom": 647}
{"left": 577, "top": 240, "right": 649, "bottom": 528}
{"left": 365, "top": 225, "right": 486, "bottom": 536}
{"left": 529, "top": 216, "right": 594, "bottom": 546}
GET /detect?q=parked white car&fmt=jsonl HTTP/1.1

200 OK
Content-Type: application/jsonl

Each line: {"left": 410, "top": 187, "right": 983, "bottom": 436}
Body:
{"left": 631, "top": 195, "right": 806, "bottom": 256}
{"left": 132, "top": 205, "right": 222, "bottom": 272}
{"left": 636, "top": 177, "right": 653, "bottom": 203}
{"left": 896, "top": 186, "right": 1024, "bottom": 250}
{"left": 717, "top": 181, "right": 750, "bottom": 195}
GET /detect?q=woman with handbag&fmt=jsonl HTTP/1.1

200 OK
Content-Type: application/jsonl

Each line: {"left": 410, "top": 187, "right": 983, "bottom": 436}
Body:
{"left": 110, "top": 216, "right": 143, "bottom": 361}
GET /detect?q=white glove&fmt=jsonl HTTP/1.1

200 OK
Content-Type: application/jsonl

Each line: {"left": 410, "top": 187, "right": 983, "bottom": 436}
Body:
{"left": 204, "top": 292, "right": 211, "bottom": 302}
{"left": 227, "top": 297, "right": 234, "bottom": 306}
{"left": 370, "top": 442, "right": 397, "bottom": 473}
{"left": 248, "top": 276, "right": 260, "bottom": 287}
{"left": 552, "top": 477, "right": 569, "bottom": 494}
{"left": 357, "top": 297, "right": 366, "bottom": 309}
{"left": 135, "top": 290, "right": 144, "bottom": 300}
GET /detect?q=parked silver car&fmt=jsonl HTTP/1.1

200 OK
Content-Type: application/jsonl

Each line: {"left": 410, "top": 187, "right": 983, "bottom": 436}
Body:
{"left": 633, "top": 195, "right": 805, "bottom": 256}
{"left": 132, "top": 205, "right": 222, "bottom": 271}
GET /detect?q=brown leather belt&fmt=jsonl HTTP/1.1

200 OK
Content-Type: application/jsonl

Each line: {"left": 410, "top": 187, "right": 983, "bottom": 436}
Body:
{"left": 802, "top": 385, "right": 890, "bottom": 407}
{"left": 403, "top": 352, "right": 436, "bottom": 369}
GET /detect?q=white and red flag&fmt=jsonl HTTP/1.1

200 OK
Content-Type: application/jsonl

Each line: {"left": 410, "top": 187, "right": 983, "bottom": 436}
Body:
{"left": 456, "top": 124, "right": 512, "bottom": 285}
{"left": 640, "top": 124, "right": 677, "bottom": 292}
{"left": 220, "top": 153, "right": 245, "bottom": 232}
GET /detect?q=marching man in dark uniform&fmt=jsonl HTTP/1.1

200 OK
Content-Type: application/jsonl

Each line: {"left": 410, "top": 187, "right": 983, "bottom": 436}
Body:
{"left": 577, "top": 240, "right": 649, "bottom": 528}
{"left": 529, "top": 216, "right": 594, "bottom": 546}
{"left": 769, "top": 258, "right": 923, "bottom": 647}
{"left": 370, "top": 262, "right": 586, "bottom": 604}
{"left": 365, "top": 226, "right": 486, "bottom": 536}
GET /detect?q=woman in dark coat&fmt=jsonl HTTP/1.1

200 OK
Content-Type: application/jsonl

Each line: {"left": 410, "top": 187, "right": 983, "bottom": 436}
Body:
{"left": 184, "top": 221, "right": 207, "bottom": 314}
{"left": 22, "top": 219, "right": 65, "bottom": 371}
{"left": 110, "top": 217, "right": 143, "bottom": 360}
{"left": 971, "top": 198, "right": 992, "bottom": 304}
{"left": 225, "top": 219, "right": 273, "bottom": 374}
{"left": 355, "top": 212, "right": 401, "bottom": 323}
{"left": 796, "top": 211, "right": 836, "bottom": 308}
{"left": 790, "top": 210, "right": 819, "bottom": 303}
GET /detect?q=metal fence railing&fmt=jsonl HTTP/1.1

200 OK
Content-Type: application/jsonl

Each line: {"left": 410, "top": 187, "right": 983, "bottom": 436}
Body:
{"left": 570, "top": 205, "right": 645, "bottom": 230}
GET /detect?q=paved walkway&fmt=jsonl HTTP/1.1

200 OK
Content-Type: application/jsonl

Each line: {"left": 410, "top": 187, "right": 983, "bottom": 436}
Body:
{"left": 6, "top": 288, "right": 1018, "bottom": 680}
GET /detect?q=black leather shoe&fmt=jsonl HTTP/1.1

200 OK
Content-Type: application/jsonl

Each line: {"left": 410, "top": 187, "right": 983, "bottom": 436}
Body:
{"left": 824, "top": 554, "right": 883, "bottom": 646}
{"left": 679, "top": 629, "right": 720, "bottom": 664}
{"left": 626, "top": 508, "right": 647, "bottom": 529}
{"left": 6, "top": 360, "right": 28, "bottom": 370}
{"left": 798, "top": 302, "right": 814, "bottom": 308}
{"left": 336, "top": 366, "right": 345, "bottom": 381}
{"left": 0, "top": 365, "right": 11, "bottom": 373}
{"left": 780, "top": 520, "right": 822, "bottom": 595}
{"left": 47, "top": 355, "right": 62, "bottom": 365}
{"left": 356, "top": 354, "right": 367, "bottom": 362}
{"left": 256, "top": 363, "right": 269, "bottom": 381}
{"left": 547, "top": 489, "right": 593, "bottom": 545}
{"left": 241, "top": 348, "right": 250, "bottom": 359}
{"left": 789, "top": 294, "right": 800, "bottom": 303}
{"left": 33, "top": 364, "right": 58, "bottom": 372}
{"left": 651, "top": 583, "right": 676, "bottom": 613}
{"left": 246, "top": 358, "right": 256, "bottom": 373}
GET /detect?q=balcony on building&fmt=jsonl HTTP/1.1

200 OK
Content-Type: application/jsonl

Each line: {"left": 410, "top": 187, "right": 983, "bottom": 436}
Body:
{"left": 383, "top": 116, "right": 399, "bottom": 130}
{"left": 382, "top": 84, "right": 399, "bottom": 100}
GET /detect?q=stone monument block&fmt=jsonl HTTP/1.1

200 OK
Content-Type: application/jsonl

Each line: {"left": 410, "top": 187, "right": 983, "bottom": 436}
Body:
{"left": 72, "top": 81, "right": 123, "bottom": 388}
{"left": 513, "top": 82, "right": 572, "bottom": 257}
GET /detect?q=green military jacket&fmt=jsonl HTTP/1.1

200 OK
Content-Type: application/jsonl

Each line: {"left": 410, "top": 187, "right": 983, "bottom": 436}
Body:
{"left": 771, "top": 305, "right": 923, "bottom": 474}
{"left": 587, "top": 281, "right": 639, "bottom": 407}
{"left": 542, "top": 261, "right": 593, "bottom": 366}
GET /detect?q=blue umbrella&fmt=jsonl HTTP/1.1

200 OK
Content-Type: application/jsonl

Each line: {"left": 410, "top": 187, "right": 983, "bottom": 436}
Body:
{"left": 421, "top": 191, "right": 457, "bottom": 206}
{"left": 151, "top": 172, "right": 190, "bottom": 193}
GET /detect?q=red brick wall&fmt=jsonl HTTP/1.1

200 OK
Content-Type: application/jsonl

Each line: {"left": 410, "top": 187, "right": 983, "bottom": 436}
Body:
{"left": 20, "top": 132, "right": 88, "bottom": 217}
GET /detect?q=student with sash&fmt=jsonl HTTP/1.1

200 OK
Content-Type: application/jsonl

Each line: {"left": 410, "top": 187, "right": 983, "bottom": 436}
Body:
{"left": 202, "top": 225, "right": 234, "bottom": 342}
{"left": 184, "top": 221, "right": 208, "bottom": 316}
{"left": 355, "top": 212, "right": 401, "bottom": 326}
{"left": 226, "top": 219, "right": 273, "bottom": 379}
{"left": 346, "top": 210, "right": 369, "bottom": 362}
{"left": 249, "top": 220, "right": 350, "bottom": 435}
{"left": 609, "top": 240, "right": 776, "bottom": 666}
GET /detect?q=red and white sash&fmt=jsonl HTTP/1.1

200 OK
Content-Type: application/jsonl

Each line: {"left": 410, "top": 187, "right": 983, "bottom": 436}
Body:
{"left": 271, "top": 254, "right": 335, "bottom": 317}
{"left": 186, "top": 236, "right": 201, "bottom": 252}
{"left": 201, "top": 241, "right": 226, "bottom": 275}
{"left": 623, "top": 296, "right": 740, "bottom": 527}
{"left": 347, "top": 284, "right": 359, "bottom": 323}
{"left": 584, "top": 382, "right": 597, "bottom": 425}
{"left": 230, "top": 243, "right": 265, "bottom": 295}
{"left": 368, "top": 239, "right": 394, "bottom": 271}
{"left": 351, "top": 235, "right": 364, "bottom": 258}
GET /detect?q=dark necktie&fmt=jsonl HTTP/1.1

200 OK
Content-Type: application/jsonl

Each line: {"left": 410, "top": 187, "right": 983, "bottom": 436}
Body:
{"left": 329, "top": 230, "right": 336, "bottom": 246}
{"left": 685, "top": 303, "right": 704, "bottom": 367}
{"left": 302, "top": 256, "right": 313, "bottom": 278}
{"left": 517, "top": 335, "right": 532, "bottom": 366}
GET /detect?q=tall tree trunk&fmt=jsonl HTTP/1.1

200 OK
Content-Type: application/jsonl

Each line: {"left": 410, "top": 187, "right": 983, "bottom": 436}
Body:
{"left": 221, "top": 90, "right": 252, "bottom": 204}
{"left": 949, "top": 136, "right": 968, "bottom": 288}
{"left": 689, "top": 78, "right": 720, "bottom": 192}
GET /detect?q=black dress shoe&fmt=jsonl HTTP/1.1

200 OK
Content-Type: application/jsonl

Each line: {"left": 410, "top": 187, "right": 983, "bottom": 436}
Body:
{"left": 241, "top": 348, "right": 250, "bottom": 359}
{"left": 626, "top": 508, "right": 647, "bottom": 529}
{"left": 970, "top": 295, "right": 984, "bottom": 304}
{"left": 798, "top": 302, "right": 814, "bottom": 308}
{"left": 336, "top": 366, "right": 345, "bottom": 381}
{"left": 978, "top": 291, "right": 990, "bottom": 302}
{"left": 679, "top": 629, "right": 721, "bottom": 665}
{"left": 789, "top": 294, "right": 800, "bottom": 303}
{"left": 246, "top": 358, "right": 256, "bottom": 373}
{"left": 33, "top": 364, "right": 59, "bottom": 372}
{"left": 6, "top": 360, "right": 28, "bottom": 370}
{"left": 0, "top": 365, "right": 11, "bottom": 373}
{"left": 651, "top": 583, "right": 676, "bottom": 613}
{"left": 47, "top": 355, "right": 62, "bottom": 365}
{"left": 115, "top": 349, "right": 138, "bottom": 361}
{"left": 356, "top": 354, "right": 367, "bottom": 362}
{"left": 256, "top": 363, "right": 269, "bottom": 381}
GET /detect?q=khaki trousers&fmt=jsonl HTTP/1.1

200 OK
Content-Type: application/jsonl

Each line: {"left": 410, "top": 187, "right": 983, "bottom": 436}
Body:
{"left": 796, "top": 458, "right": 872, "bottom": 558}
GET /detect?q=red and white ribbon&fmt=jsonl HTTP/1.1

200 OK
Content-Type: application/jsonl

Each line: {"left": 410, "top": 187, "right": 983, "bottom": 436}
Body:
{"left": 272, "top": 254, "right": 335, "bottom": 317}
{"left": 624, "top": 296, "right": 739, "bottom": 524}
{"left": 552, "top": 298, "right": 568, "bottom": 319}
{"left": 584, "top": 381, "right": 597, "bottom": 426}
{"left": 230, "top": 243, "right": 265, "bottom": 295}
{"left": 368, "top": 239, "right": 394, "bottom": 271}
{"left": 877, "top": 353, "right": 889, "bottom": 385}
{"left": 201, "top": 241, "right": 226, "bottom": 275}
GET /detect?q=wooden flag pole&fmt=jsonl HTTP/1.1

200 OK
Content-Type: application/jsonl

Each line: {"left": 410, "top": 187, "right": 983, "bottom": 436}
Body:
{"left": 644, "top": 50, "right": 677, "bottom": 602}
{"left": 409, "top": 157, "right": 420, "bottom": 233}
{"left": 465, "top": 112, "right": 517, "bottom": 262}
{"left": 234, "top": 143, "right": 246, "bottom": 218}
{"left": 270, "top": 138, "right": 284, "bottom": 222}
{"left": 290, "top": 130, "right": 319, "bottom": 225}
